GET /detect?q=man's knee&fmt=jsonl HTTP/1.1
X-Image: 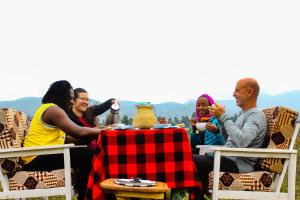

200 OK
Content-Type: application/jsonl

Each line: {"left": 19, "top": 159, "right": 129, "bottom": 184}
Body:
{"left": 193, "top": 154, "right": 211, "bottom": 164}
{"left": 192, "top": 154, "right": 214, "bottom": 172}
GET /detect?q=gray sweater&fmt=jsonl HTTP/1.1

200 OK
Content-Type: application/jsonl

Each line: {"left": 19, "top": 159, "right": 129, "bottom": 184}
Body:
{"left": 219, "top": 108, "right": 267, "bottom": 172}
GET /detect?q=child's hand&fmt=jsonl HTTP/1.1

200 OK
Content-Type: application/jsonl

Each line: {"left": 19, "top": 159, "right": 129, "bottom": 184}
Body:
{"left": 206, "top": 122, "right": 218, "bottom": 132}
{"left": 189, "top": 118, "right": 197, "bottom": 126}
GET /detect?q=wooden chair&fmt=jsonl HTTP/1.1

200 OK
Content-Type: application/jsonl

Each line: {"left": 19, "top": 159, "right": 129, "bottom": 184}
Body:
{"left": 100, "top": 178, "right": 171, "bottom": 200}
{"left": 206, "top": 106, "right": 298, "bottom": 200}
{"left": 0, "top": 108, "right": 74, "bottom": 199}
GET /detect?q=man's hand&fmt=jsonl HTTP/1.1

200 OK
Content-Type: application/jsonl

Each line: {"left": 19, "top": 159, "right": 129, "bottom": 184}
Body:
{"left": 209, "top": 103, "right": 225, "bottom": 119}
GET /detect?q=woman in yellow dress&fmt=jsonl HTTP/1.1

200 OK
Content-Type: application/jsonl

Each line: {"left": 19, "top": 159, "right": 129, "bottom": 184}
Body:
{"left": 22, "top": 80, "right": 101, "bottom": 200}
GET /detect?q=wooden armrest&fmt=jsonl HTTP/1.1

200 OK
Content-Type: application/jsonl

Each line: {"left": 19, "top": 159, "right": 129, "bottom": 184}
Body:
{"left": 210, "top": 146, "right": 297, "bottom": 158}
{"left": 0, "top": 144, "right": 75, "bottom": 159}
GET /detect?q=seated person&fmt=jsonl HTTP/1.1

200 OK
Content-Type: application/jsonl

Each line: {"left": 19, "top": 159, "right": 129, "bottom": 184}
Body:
{"left": 192, "top": 78, "right": 267, "bottom": 200}
{"left": 189, "top": 94, "right": 225, "bottom": 154}
{"left": 159, "top": 117, "right": 168, "bottom": 124}
{"left": 65, "top": 87, "right": 119, "bottom": 148}
{"left": 21, "top": 80, "right": 103, "bottom": 200}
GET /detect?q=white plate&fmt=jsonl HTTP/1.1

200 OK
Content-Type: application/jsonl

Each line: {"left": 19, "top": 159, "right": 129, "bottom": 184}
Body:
{"left": 154, "top": 124, "right": 179, "bottom": 129}
{"left": 153, "top": 124, "right": 171, "bottom": 129}
{"left": 114, "top": 179, "right": 156, "bottom": 187}
{"left": 113, "top": 124, "right": 132, "bottom": 130}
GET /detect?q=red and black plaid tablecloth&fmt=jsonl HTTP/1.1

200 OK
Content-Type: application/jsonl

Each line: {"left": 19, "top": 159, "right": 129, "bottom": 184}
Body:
{"left": 86, "top": 128, "right": 202, "bottom": 200}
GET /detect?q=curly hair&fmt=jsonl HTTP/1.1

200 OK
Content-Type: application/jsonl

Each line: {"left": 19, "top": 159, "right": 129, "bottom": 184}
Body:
{"left": 42, "top": 80, "right": 73, "bottom": 112}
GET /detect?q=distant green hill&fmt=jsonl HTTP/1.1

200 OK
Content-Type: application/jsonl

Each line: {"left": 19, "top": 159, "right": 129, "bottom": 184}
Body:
{"left": 0, "top": 97, "right": 41, "bottom": 117}
{"left": 0, "top": 98, "right": 195, "bottom": 118}
{"left": 1, "top": 90, "right": 300, "bottom": 120}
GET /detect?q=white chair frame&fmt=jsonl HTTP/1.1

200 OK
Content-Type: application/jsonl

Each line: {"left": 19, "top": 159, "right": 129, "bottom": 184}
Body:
{"left": 207, "top": 123, "right": 299, "bottom": 200}
{"left": 0, "top": 144, "right": 74, "bottom": 200}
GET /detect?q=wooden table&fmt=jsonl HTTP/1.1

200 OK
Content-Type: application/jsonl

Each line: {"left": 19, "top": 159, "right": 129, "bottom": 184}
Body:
{"left": 100, "top": 178, "right": 170, "bottom": 200}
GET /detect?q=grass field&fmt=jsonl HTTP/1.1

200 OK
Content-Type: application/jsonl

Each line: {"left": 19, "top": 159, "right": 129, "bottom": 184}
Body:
{"left": 281, "top": 133, "right": 300, "bottom": 200}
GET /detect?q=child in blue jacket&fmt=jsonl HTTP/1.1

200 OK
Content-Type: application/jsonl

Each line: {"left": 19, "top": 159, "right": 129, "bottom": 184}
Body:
{"left": 189, "top": 94, "right": 225, "bottom": 154}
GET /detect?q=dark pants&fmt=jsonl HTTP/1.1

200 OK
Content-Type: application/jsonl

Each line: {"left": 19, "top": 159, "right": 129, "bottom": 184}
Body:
{"left": 23, "top": 147, "right": 94, "bottom": 200}
{"left": 192, "top": 155, "right": 239, "bottom": 200}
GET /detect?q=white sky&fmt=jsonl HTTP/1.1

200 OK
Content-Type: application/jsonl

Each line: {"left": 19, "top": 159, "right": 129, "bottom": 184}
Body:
{"left": 1, "top": 0, "right": 299, "bottom": 103}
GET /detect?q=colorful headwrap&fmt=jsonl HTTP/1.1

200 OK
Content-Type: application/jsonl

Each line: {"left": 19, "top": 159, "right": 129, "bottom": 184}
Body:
{"left": 195, "top": 93, "right": 215, "bottom": 121}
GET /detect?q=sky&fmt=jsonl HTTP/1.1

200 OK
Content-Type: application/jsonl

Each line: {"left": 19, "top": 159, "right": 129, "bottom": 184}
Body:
{"left": 1, "top": 0, "right": 300, "bottom": 103}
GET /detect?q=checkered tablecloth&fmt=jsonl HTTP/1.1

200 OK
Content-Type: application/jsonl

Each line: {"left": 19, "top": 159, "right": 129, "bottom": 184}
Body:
{"left": 86, "top": 128, "right": 202, "bottom": 200}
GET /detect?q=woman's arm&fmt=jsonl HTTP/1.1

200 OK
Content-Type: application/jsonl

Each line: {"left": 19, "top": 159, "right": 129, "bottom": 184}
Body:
{"left": 43, "top": 106, "right": 101, "bottom": 139}
{"left": 87, "top": 98, "right": 115, "bottom": 117}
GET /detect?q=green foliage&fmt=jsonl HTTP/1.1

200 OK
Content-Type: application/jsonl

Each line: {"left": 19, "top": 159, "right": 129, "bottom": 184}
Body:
{"left": 129, "top": 117, "right": 133, "bottom": 125}
{"left": 296, "top": 136, "right": 300, "bottom": 200}
{"left": 168, "top": 117, "right": 173, "bottom": 125}
{"left": 181, "top": 115, "right": 191, "bottom": 128}
{"left": 192, "top": 112, "right": 196, "bottom": 118}
{"left": 121, "top": 115, "right": 129, "bottom": 125}
{"left": 174, "top": 117, "right": 180, "bottom": 125}
{"left": 281, "top": 131, "right": 300, "bottom": 199}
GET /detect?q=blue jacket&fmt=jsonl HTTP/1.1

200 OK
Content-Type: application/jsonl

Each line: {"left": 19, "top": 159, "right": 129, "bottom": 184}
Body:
{"left": 189, "top": 116, "right": 225, "bottom": 148}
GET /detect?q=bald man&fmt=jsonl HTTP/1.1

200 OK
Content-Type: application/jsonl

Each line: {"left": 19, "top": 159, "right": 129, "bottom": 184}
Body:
{"left": 193, "top": 78, "right": 267, "bottom": 199}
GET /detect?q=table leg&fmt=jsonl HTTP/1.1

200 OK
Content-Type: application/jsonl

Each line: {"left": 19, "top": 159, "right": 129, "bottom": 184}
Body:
{"left": 115, "top": 195, "right": 129, "bottom": 200}
{"left": 165, "top": 188, "right": 171, "bottom": 200}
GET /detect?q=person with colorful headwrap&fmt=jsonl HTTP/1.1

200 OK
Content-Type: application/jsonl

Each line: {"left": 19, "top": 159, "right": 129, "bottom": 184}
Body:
{"left": 189, "top": 94, "right": 225, "bottom": 154}
{"left": 192, "top": 78, "right": 267, "bottom": 200}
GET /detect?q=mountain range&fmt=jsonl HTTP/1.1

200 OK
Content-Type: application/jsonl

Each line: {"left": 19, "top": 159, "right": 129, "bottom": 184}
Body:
{"left": 1, "top": 90, "right": 300, "bottom": 120}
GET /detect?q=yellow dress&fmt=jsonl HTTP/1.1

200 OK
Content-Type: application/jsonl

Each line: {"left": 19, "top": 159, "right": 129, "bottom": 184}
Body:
{"left": 22, "top": 103, "right": 65, "bottom": 164}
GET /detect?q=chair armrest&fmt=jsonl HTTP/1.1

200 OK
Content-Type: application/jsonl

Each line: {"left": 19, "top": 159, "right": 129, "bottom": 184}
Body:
{"left": 0, "top": 144, "right": 75, "bottom": 159}
{"left": 71, "top": 145, "right": 88, "bottom": 148}
{"left": 196, "top": 145, "right": 220, "bottom": 155}
{"left": 209, "top": 146, "right": 297, "bottom": 159}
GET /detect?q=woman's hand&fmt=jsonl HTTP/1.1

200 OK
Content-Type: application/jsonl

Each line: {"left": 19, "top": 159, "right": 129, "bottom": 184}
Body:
{"left": 112, "top": 99, "right": 120, "bottom": 105}
{"left": 206, "top": 122, "right": 218, "bottom": 132}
